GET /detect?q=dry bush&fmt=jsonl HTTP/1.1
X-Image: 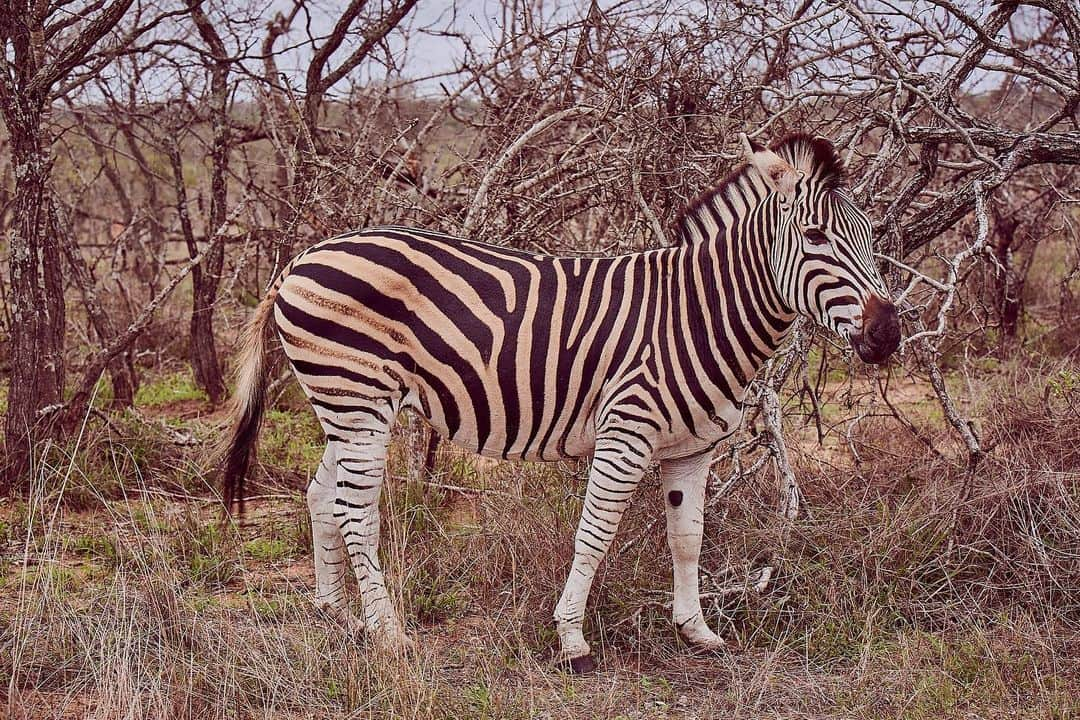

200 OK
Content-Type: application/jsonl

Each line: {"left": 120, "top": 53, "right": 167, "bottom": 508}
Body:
{"left": 4, "top": 380, "right": 1079, "bottom": 718}
{"left": 731, "top": 369, "right": 1080, "bottom": 654}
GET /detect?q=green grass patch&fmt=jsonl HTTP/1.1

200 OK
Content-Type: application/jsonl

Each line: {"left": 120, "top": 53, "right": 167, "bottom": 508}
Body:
{"left": 244, "top": 537, "right": 291, "bottom": 562}
{"left": 261, "top": 408, "right": 324, "bottom": 470}
{"left": 71, "top": 533, "right": 120, "bottom": 567}
{"left": 135, "top": 369, "right": 208, "bottom": 407}
{"left": 244, "top": 591, "right": 290, "bottom": 620}
{"left": 406, "top": 569, "right": 465, "bottom": 624}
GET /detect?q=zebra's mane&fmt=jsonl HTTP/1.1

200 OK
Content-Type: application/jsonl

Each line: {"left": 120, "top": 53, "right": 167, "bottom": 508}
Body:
{"left": 673, "top": 133, "right": 845, "bottom": 244}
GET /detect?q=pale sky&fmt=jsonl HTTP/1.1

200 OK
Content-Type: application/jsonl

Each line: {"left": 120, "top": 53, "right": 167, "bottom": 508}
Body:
{"left": 95, "top": 1, "right": 1022, "bottom": 103}
{"left": 264, "top": 0, "right": 590, "bottom": 95}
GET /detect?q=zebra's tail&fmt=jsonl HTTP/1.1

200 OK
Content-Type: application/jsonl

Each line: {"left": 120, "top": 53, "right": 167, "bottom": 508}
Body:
{"left": 220, "top": 282, "right": 281, "bottom": 515}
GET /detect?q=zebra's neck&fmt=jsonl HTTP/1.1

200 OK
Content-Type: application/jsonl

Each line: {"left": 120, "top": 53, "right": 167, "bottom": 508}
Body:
{"left": 673, "top": 185, "right": 797, "bottom": 403}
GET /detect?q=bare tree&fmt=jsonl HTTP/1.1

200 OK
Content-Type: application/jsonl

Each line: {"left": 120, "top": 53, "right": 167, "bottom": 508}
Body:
{"left": 183, "top": 0, "right": 233, "bottom": 403}
{"left": 0, "top": 0, "right": 136, "bottom": 480}
{"left": 255, "top": 0, "right": 420, "bottom": 259}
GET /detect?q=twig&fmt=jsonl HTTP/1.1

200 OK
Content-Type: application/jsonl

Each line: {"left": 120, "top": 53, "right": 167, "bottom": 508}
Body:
{"left": 53, "top": 199, "right": 250, "bottom": 429}
{"left": 462, "top": 106, "right": 596, "bottom": 235}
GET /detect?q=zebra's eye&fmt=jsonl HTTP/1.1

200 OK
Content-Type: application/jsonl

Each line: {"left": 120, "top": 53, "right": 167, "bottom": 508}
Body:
{"left": 804, "top": 228, "right": 829, "bottom": 246}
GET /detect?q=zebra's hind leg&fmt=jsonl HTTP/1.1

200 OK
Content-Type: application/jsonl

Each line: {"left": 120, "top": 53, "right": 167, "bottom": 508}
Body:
{"left": 554, "top": 436, "right": 650, "bottom": 673}
{"left": 660, "top": 452, "right": 726, "bottom": 653}
{"left": 306, "top": 442, "right": 364, "bottom": 634}
{"left": 332, "top": 408, "right": 411, "bottom": 652}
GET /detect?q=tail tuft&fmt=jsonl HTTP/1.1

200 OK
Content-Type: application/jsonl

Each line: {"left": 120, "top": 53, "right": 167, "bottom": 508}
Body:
{"left": 220, "top": 288, "right": 279, "bottom": 515}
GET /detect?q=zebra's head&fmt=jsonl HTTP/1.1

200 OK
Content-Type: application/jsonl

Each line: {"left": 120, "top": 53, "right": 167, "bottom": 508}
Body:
{"left": 743, "top": 134, "right": 900, "bottom": 364}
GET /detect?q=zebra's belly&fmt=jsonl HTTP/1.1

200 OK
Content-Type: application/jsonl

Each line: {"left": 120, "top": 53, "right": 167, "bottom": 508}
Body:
{"left": 409, "top": 383, "right": 600, "bottom": 463}
{"left": 458, "top": 421, "right": 597, "bottom": 462}
{"left": 652, "top": 432, "right": 728, "bottom": 461}
{"left": 650, "top": 400, "right": 745, "bottom": 461}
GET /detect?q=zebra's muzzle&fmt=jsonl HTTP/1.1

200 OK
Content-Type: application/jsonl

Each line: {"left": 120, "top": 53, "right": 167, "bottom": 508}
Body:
{"left": 850, "top": 295, "right": 900, "bottom": 364}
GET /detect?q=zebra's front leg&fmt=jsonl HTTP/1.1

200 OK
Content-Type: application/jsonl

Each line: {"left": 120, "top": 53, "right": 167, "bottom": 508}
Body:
{"left": 335, "top": 420, "right": 410, "bottom": 652}
{"left": 554, "top": 438, "right": 649, "bottom": 673}
{"left": 306, "top": 442, "right": 365, "bottom": 634}
{"left": 660, "top": 452, "right": 726, "bottom": 652}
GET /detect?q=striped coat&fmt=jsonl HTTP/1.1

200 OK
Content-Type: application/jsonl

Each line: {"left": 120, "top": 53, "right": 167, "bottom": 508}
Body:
{"left": 275, "top": 224, "right": 789, "bottom": 463}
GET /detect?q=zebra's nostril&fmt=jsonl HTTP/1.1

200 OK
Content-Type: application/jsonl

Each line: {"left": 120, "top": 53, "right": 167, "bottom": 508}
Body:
{"left": 852, "top": 295, "right": 900, "bottom": 363}
{"left": 867, "top": 301, "right": 900, "bottom": 350}
{"left": 870, "top": 318, "right": 895, "bottom": 342}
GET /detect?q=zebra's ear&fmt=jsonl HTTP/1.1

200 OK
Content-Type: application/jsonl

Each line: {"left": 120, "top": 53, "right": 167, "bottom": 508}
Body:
{"left": 739, "top": 134, "right": 798, "bottom": 202}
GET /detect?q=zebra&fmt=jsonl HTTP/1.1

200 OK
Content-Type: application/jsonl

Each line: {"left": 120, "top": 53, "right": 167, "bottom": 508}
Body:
{"left": 220, "top": 132, "right": 900, "bottom": 673}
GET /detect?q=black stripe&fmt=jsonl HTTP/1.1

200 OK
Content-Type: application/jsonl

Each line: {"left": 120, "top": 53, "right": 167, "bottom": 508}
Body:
{"left": 277, "top": 298, "right": 463, "bottom": 436}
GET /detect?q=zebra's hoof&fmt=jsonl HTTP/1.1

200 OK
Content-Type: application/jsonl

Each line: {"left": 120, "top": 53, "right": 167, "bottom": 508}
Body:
{"left": 562, "top": 653, "right": 597, "bottom": 675}
{"left": 373, "top": 631, "right": 415, "bottom": 656}
{"left": 689, "top": 642, "right": 728, "bottom": 659}
{"left": 686, "top": 633, "right": 729, "bottom": 658}
{"left": 316, "top": 604, "right": 366, "bottom": 637}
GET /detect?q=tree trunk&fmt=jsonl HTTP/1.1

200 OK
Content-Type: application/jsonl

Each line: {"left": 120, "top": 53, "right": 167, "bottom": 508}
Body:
{"left": 3, "top": 105, "right": 66, "bottom": 481}
{"left": 186, "top": 0, "right": 231, "bottom": 405}
{"left": 189, "top": 251, "right": 226, "bottom": 404}
{"left": 0, "top": 0, "right": 137, "bottom": 484}
{"left": 186, "top": 113, "right": 228, "bottom": 403}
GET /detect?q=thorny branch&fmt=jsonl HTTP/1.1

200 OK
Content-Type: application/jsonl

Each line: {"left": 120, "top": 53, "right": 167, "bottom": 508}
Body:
{"left": 699, "top": 323, "right": 811, "bottom": 596}
{"left": 899, "top": 183, "right": 991, "bottom": 471}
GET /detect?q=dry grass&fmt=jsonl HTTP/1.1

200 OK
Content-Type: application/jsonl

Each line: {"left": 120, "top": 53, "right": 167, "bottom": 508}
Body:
{"left": 2, "top": 362, "right": 1079, "bottom": 719}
